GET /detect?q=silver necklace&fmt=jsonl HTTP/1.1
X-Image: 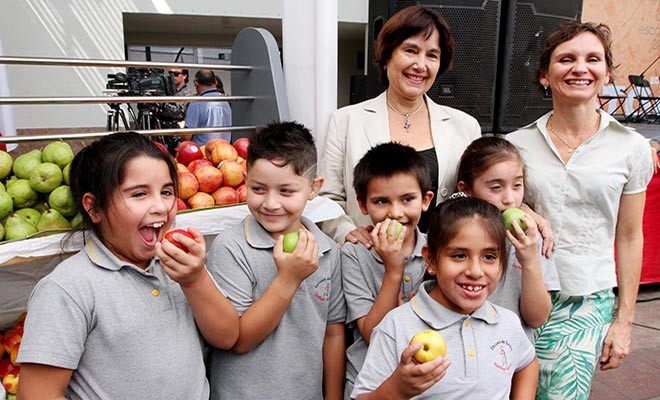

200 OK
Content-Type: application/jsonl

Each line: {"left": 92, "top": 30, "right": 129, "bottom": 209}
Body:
{"left": 387, "top": 98, "right": 425, "bottom": 133}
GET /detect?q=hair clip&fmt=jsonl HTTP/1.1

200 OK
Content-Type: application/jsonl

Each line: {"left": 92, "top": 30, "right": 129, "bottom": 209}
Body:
{"left": 448, "top": 191, "right": 469, "bottom": 200}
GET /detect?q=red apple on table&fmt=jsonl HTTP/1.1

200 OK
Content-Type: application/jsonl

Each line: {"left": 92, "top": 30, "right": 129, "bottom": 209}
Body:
{"left": 233, "top": 137, "right": 250, "bottom": 159}
{"left": 210, "top": 142, "right": 238, "bottom": 165}
{"left": 176, "top": 197, "right": 188, "bottom": 211}
{"left": 204, "top": 138, "right": 229, "bottom": 159}
{"left": 236, "top": 184, "right": 247, "bottom": 203}
{"left": 194, "top": 166, "right": 223, "bottom": 193}
{"left": 212, "top": 186, "right": 239, "bottom": 206}
{"left": 0, "top": 358, "right": 18, "bottom": 378}
{"left": 177, "top": 171, "right": 199, "bottom": 200}
{"left": 187, "top": 158, "right": 213, "bottom": 175}
{"left": 163, "top": 228, "right": 194, "bottom": 252}
{"left": 2, "top": 330, "right": 21, "bottom": 356}
{"left": 175, "top": 141, "right": 204, "bottom": 167}
{"left": 187, "top": 192, "right": 215, "bottom": 209}
{"left": 153, "top": 141, "right": 171, "bottom": 157}
{"left": 2, "top": 373, "right": 19, "bottom": 395}
{"left": 219, "top": 160, "right": 245, "bottom": 187}
{"left": 176, "top": 163, "right": 189, "bottom": 173}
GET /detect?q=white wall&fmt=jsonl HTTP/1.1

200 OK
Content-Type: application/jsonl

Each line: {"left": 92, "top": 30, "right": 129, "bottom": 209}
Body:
{"left": 0, "top": 0, "right": 367, "bottom": 130}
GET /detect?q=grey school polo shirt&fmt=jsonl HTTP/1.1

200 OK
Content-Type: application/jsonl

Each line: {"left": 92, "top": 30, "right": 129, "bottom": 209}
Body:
{"left": 342, "top": 229, "right": 427, "bottom": 389}
{"left": 207, "top": 215, "right": 346, "bottom": 400}
{"left": 489, "top": 241, "right": 560, "bottom": 342}
{"left": 352, "top": 281, "right": 535, "bottom": 399}
{"left": 17, "top": 234, "right": 209, "bottom": 400}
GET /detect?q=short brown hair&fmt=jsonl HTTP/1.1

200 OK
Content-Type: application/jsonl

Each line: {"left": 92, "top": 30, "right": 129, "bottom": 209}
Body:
{"left": 537, "top": 21, "right": 616, "bottom": 91}
{"left": 375, "top": 5, "right": 455, "bottom": 86}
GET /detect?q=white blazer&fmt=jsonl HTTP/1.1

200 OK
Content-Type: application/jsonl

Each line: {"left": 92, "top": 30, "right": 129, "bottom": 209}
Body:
{"left": 318, "top": 91, "right": 481, "bottom": 243}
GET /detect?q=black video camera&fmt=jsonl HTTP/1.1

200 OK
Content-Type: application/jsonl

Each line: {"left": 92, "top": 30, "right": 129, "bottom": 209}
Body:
{"left": 106, "top": 68, "right": 175, "bottom": 96}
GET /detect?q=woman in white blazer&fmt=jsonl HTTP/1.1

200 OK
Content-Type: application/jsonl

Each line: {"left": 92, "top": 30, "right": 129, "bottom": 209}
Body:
{"left": 319, "top": 5, "right": 481, "bottom": 245}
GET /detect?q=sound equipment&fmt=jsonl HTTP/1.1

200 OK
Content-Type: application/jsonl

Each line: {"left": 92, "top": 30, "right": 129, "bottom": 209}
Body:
{"left": 494, "top": 0, "right": 582, "bottom": 132}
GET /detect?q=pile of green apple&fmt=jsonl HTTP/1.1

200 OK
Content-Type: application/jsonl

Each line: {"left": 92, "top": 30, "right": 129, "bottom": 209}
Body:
{"left": 0, "top": 141, "right": 81, "bottom": 243}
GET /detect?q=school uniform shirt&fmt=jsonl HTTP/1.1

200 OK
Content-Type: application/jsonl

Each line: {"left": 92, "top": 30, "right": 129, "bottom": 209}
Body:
{"left": 206, "top": 215, "right": 346, "bottom": 400}
{"left": 489, "top": 241, "right": 561, "bottom": 342}
{"left": 17, "top": 234, "right": 209, "bottom": 400}
{"left": 352, "top": 281, "right": 535, "bottom": 400}
{"left": 342, "top": 229, "right": 427, "bottom": 390}
{"left": 507, "top": 110, "right": 653, "bottom": 295}
{"left": 318, "top": 91, "right": 482, "bottom": 243}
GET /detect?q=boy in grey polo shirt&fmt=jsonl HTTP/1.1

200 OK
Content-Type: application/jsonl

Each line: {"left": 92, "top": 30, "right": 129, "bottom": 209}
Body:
{"left": 342, "top": 142, "right": 434, "bottom": 398}
{"left": 206, "top": 122, "right": 346, "bottom": 399}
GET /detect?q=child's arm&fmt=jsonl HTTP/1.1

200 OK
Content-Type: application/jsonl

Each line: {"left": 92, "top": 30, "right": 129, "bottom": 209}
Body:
{"left": 357, "top": 219, "right": 408, "bottom": 344}
{"left": 358, "top": 343, "right": 450, "bottom": 400}
{"left": 158, "top": 228, "right": 240, "bottom": 349}
{"left": 232, "top": 228, "right": 320, "bottom": 353}
{"left": 323, "top": 323, "right": 346, "bottom": 400}
{"left": 510, "top": 358, "right": 539, "bottom": 400}
{"left": 17, "top": 363, "right": 72, "bottom": 400}
{"left": 507, "top": 215, "right": 552, "bottom": 328}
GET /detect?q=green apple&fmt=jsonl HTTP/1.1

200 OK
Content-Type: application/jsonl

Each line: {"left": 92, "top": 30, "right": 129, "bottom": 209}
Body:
{"left": 410, "top": 329, "right": 447, "bottom": 364}
{"left": 392, "top": 221, "right": 403, "bottom": 240}
{"left": 15, "top": 207, "right": 41, "bottom": 227}
{"left": 62, "top": 162, "right": 71, "bottom": 185}
{"left": 0, "top": 150, "right": 13, "bottom": 179}
{"left": 29, "top": 162, "right": 63, "bottom": 193}
{"left": 282, "top": 231, "right": 300, "bottom": 253}
{"left": 7, "top": 179, "right": 39, "bottom": 209}
{"left": 48, "top": 185, "right": 78, "bottom": 217}
{"left": 12, "top": 153, "right": 42, "bottom": 179}
{"left": 0, "top": 191, "right": 13, "bottom": 220}
{"left": 502, "top": 207, "right": 528, "bottom": 234}
{"left": 41, "top": 141, "right": 74, "bottom": 169}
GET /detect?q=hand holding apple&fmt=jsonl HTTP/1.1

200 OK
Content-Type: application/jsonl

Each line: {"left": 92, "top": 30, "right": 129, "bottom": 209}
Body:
{"left": 370, "top": 219, "right": 406, "bottom": 274}
{"left": 162, "top": 228, "right": 195, "bottom": 252}
{"left": 157, "top": 228, "right": 208, "bottom": 287}
{"left": 409, "top": 329, "right": 447, "bottom": 363}
{"left": 274, "top": 229, "right": 319, "bottom": 286}
{"left": 505, "top": 213, "right": 540, "bottom": 266}
{"left": 502, "top": 207, "right": 528, "bottom": 235}
{"left": 282, "top": 231, "right": 299, "bottom": 253}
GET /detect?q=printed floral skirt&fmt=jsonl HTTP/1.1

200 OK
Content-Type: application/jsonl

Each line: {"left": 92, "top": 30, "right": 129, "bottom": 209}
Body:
{"left": 534, "top": 289, "right": 614, "bottom": 400}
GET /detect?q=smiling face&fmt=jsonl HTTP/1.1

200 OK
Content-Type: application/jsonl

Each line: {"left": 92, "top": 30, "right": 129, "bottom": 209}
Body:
{"left": 424, "top": 218, "right": 503, "bottom": 314}
{"left": 358, "top": 172, "right": 433, "bottom": 244}
{"left": 87, "top": 156, "right": 177, "bottom": 269}
{"left": 246, "top": 158, "right": 322, "bottom": 239}
{"left": 386, "top": 28, "right": 441, "bottom": 103}
{"left": 459, "top": 159, "right": 524, "bottom": 211}
{"left": 540, "top": 31, "right": 610, "bottom": 105}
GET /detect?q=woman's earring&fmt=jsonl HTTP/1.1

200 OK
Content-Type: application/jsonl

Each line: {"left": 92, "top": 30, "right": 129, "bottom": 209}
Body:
{"left": 543, "top": 84, "right": 551, "bottom": 97}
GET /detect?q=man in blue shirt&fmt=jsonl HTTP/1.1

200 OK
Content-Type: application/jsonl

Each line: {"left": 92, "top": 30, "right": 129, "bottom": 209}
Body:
{"left": 184, "top": 70, "right": 231, "bottom": 146}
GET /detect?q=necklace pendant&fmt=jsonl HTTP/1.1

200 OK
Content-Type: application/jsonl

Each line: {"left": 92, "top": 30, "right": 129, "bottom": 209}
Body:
{"left": 404, "top": 114, "right": 411, "bottom": 133}
{"left": 568, "top": 148, "right": 573, "bottom": 153}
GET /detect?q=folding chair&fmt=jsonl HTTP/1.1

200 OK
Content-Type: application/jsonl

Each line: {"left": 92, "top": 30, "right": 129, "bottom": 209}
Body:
{"left": 627, "top": 75, "right": 660, "bottom": 123}
{"left": 598, "top": 82, "right": 629, "bottom": 119}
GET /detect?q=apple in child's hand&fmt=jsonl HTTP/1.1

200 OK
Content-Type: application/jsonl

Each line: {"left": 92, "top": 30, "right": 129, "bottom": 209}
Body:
{"left": 502, "top": 207, "right": 528, "bottom": 234}
{"left": 163, "top": 228, "right": 194, "bottom": 252}
{"left": 409, "top": 329, "right": 446, "bottom": 364}
{"left": 2, "top": 373, "right": 19, "bottom": 395}
{"left": 391, "top": 221, "right": 403, "bottom": 240}
{"left": 282, "top": 231, "right": 300, "bottom": 253}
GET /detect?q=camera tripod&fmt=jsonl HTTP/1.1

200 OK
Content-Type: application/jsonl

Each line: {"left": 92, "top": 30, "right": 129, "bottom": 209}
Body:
{"left": 106, "top": 102, "right": 135, "bottom": 131}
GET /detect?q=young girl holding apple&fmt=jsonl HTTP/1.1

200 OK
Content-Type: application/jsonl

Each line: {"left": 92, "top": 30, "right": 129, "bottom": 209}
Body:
{"left": 351, "top": 196, "right": 538, "bottom": 399}
{"left": 455, "top": 136, "right": 560, "bottom": 341}
{"left": 16, "top": 131, "right": 239, "bottom": 399}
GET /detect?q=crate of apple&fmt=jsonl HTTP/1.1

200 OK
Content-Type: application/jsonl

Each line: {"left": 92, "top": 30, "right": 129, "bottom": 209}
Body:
{"left": 174, "top": 138, "right": 249, "bottom": 211}
{"left": 1, "top": 313, "right": 26, "bottom": 398}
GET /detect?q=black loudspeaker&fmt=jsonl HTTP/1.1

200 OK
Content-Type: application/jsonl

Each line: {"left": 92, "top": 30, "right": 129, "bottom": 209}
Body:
{"left": 366, "top": 0, "right": 502, "bottom": 132}
{"left": 350, "top": 75, "right": 369, "bottom": 105}
{"left": 494, "top": 0, "right": 582, "bottom": 132}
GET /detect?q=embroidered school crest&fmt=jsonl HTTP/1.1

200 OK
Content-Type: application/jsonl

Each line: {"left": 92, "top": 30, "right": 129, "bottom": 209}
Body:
{"left": 490, "top": 339, "right": 513, "bottom": 372}
{"left": 312, "top": 277, "right": 331, "bottom": 302}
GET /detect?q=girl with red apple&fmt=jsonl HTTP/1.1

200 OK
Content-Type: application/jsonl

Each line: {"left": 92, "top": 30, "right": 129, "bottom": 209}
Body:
{"left": 16, "top": 132, "right": 239, "bottom": 400}
{"left": 352, "top": 197, "right": 538, "bottom": 399}
{"left": 507, "top": 22, "right": 654, "bottom": 399}
{"left": 456, "top": 136, "right": 560, "bottom": 343}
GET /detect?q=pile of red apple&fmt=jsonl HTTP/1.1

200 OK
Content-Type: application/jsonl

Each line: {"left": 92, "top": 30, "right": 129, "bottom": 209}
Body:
{"left": 1, "top": 313, "right": 25, "bottom": 399}
{"left": 171, "top": 138, "right": 249, "bottom": 210}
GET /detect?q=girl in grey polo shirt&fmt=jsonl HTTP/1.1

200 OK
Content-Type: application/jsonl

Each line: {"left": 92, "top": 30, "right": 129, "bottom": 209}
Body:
{"left": 353, "top": 197, "right": 537, "bottom": 399}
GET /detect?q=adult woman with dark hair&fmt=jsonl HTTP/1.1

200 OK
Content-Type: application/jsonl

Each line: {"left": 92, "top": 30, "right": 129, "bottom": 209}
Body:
{"left": 507, "top": 22, "right": 653, "bottom": 399}
{"left": 318, "top": 5, "right": 481, "bottom": 245}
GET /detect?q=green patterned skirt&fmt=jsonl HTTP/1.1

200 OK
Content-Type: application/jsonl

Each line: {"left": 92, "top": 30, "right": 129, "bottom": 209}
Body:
{"left": 534, "top": 289, "right": 614, "bottom": 400}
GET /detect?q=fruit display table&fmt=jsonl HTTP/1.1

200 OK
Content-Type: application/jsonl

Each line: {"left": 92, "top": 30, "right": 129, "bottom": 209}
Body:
{"left": 641, "top": 172, "right": 660, "bottom": 285}
{"left": 0, "top": 197, "right": 344, "bottom": 329}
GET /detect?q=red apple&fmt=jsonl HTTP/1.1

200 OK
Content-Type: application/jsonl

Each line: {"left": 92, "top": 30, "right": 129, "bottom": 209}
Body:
{"left": 236, "top": 184, "right": 247, "bottom": 203}
{"left": 2, "top": 373, "right": 19, "bottom": 395}
{"left": 163, "top": 228, "right": 194, "bottom": 252}
{"left": 176, "top": 197, "right": 188, "bottom": 211}
{"left": 212, "top": 186, "right": 239, "bottom": 206}
{"left": 0, "top": 358, "right": 18, "bottom": 378}
{"left": 194, "top": 166, "right": 223, "bottom": 193}
{"left": 16, "top": 313, "right": 26, "bottom": 323}
{"left": 176, "top": 163, "right": 189, "bottom": 173}
{"left": 187, "top": 192, "right": 215, "bottom": 209}
{"left": 177, "top": 171, "right": 199, "bottom": 200}
{"left": 153, "top": 141, "right": 171, "bottom": 157}
{"left": 187, "top": 158, "right": 213, "bottom": 175}
{"left": 233, "top": 138, "right": 250, "bottom": 159}
{"left": 204, "top": 138, "right": 229, "bottom": 159}
{"left": 175, "top": 141, "right": 204, "bottom": 166}
{"left": 219, "top": 160, "right": 245, "bottom": 187}
{"left": 2, "top": 330, "right": 21, "bottom": 356}
{"left": 10, "top": 345, "right": 19, "bottom": 366}
{"left": 209, "top": 141, "right": 238, "bottom": 165}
